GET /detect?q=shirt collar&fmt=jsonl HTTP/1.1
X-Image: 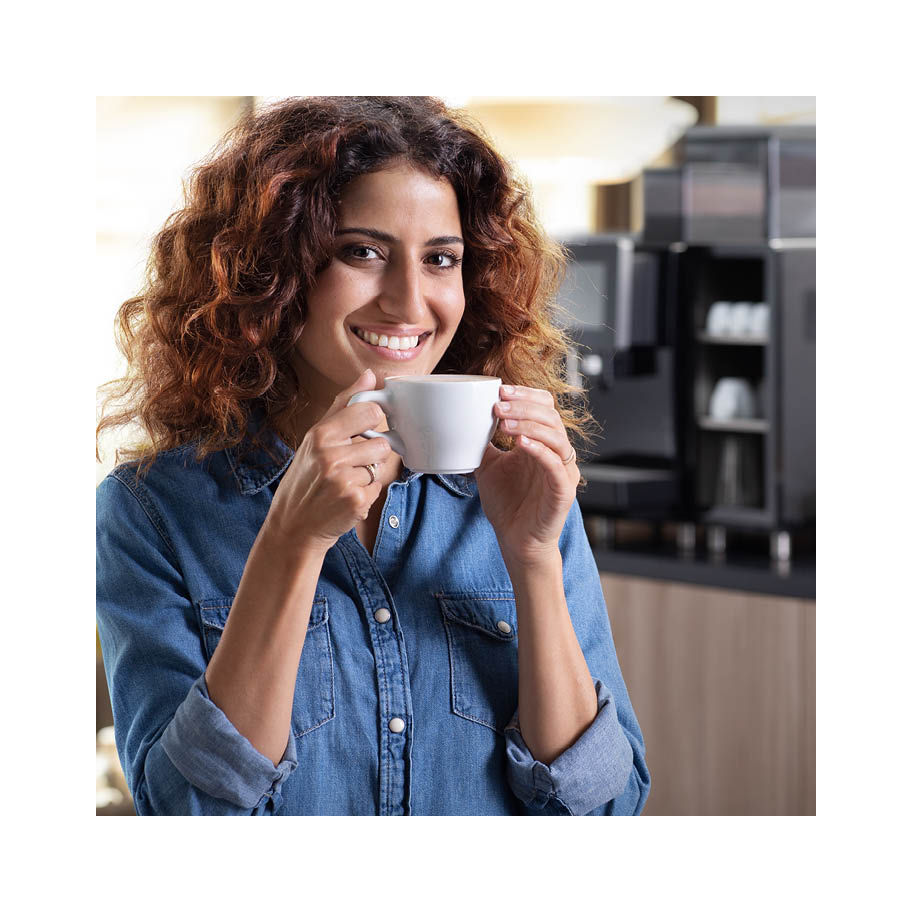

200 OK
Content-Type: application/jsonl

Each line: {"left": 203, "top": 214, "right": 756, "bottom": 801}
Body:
{"left": 224, "top": 419, "right": 475, "bottom": 498}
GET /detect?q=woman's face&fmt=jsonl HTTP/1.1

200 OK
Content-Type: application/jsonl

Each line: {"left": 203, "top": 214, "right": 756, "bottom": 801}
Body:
{"left": 293, "top": 163, "right": 466, "bottom": 417}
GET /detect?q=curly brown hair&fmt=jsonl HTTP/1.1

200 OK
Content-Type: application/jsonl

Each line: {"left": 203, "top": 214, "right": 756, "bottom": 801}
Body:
{"left": 97, "top": 96, "right": 600, "bottom": 484}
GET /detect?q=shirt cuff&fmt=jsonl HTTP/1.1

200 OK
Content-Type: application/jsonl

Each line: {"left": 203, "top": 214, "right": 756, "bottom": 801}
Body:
{"left": 504, "top": 678, "right": 634, "bottom": 815}
{"left": 160, "top": 674, "right": 298, "bottom": 808}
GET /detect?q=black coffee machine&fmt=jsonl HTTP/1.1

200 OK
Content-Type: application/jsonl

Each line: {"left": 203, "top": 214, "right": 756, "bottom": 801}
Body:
{"left": 555, "top": 233, "right": 686, "bottom": 521}
{"left": 560, "top": 124, "right": 815, "bottom": 562}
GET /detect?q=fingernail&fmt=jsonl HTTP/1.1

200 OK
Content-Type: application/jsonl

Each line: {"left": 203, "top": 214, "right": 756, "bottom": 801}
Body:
{"left": 502, "top": 385, "right": 514, "bottom": 394}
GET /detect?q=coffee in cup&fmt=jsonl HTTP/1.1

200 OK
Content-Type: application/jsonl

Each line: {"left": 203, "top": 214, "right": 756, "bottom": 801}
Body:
{"left": 347, "top": 374, "right": 502, "bottom": 474}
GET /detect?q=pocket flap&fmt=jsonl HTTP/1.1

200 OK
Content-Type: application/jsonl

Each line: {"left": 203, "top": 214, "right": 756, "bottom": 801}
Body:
{"left": 436, "top": 591, "right": 517, "bottom": 640}
{"left": 198, "top": 595, "right": 328, "bottom": 631}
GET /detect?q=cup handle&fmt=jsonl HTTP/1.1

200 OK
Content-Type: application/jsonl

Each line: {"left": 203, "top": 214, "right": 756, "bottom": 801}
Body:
{"left": 346, "top": 389, "right": 407, "bottom": 458}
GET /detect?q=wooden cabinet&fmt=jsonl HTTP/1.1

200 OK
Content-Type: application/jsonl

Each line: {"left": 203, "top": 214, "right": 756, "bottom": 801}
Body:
{"left": 602, "top": 573, "right": 815, "bottom": 815}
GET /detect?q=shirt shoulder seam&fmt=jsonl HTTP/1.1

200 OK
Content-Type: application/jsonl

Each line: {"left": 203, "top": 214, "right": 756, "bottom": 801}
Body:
{"left": 107, "top": 470, "right": 180, "bottom": 559}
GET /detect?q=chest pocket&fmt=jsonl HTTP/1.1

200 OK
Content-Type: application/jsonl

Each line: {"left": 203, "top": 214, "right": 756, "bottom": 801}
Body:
{"left": 437, "top": 590, "right": 518, "bottom": 734}
{"left": 197, "top": 596, "right": 335, "bottom": 738}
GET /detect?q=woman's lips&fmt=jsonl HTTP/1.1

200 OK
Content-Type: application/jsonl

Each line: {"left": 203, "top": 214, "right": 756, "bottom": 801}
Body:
{"left": 350, "top": 327, "right": 431, "bottom": 361}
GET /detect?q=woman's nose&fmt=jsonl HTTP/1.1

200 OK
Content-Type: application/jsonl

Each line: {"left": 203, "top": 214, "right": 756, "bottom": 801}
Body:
{"left": 380, "top": 258, "right": 427, "bottom": 319}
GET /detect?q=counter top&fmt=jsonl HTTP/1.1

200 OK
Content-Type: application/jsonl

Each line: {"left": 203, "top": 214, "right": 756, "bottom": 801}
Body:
{"left": 591, "top": 543, "right": 815, "bottom": 599}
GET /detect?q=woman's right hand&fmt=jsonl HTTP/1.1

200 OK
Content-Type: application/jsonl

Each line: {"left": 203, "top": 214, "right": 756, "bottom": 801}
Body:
{"left": 262, "top": 369, "right": 391, "bottom": 554}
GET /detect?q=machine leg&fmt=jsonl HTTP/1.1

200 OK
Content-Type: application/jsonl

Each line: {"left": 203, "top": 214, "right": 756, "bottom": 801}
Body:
{"left": 676, "top": 522, "right": 697, "bottom": 553}
{"left": 707, "top": 525, "right": 727, "bottom": 555}
{"left": 771, "top": 530, "right": 792, "bottom": 563}
{"left": 583, "top": 515, "right": 614, "bottom": 549}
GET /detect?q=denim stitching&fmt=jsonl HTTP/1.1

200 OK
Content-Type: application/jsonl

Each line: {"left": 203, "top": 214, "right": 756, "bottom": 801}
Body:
{"left": 195, "top": 596, "right": 334, "bottom": 736}
{"left": 550, "top": 793, "right": 574, "bottom": 815}
{"left": 366, "top": 498, "right": 402, "bottom": 795}
{"left": 224, "top": 439, "right": 294, "bottom": 496}
{"left": 292, "top": 619, "right": 336, "bottom": 738}
{"left": 393, "top": 603, "right": 410, "bottom": 814}
{"left": 430, "top": 474, "right": 473, "bottom": 498}
{"left": 378, "top": 597, "right": 393, "bottom": 815}
{"left": 435, "top": 594, "right": 517, "bottom": 644}
{"left": 108, "top": 470, "right": 178, "bottom": 559}
{"left": 434, "top": 591, "right": 515, "bottom": 600}
{"left": 443, "top": 603, "right": 459, "bottom": 719}
{"left": 438, "top": 601, "right": 509, "bottom": 735}
{"left": 336, "top": 537, "right": 393, "bottom": 814}
{"left": 439, "top": 606, "right": 516, "bottom": 640}
{"left": 198, "top": 597, "right": 328, "bottom": 628}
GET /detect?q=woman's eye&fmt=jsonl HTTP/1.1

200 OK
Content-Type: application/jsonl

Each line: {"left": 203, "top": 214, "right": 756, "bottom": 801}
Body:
{"left": 341, "top": 245, "right": 461, "bottom": 270}
{"left": 427, "top": 251, "right": 462, "bottom": 269}
{"left": 348, "top": 245, "right": 380, "bottom": 261}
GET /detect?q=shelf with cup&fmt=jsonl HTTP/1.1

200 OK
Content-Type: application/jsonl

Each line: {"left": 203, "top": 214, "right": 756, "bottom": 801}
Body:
{"left": 675, "top": 237, "right": 815, "bottom": 548}
{"left": 694, "top": 430, "right": 766, "bottom": 514}
{"left": 678, "top": 245, "right": 775, "bottom": 529}
{"left": 693, "top": 362, "right": 767, "bottom": 426}
{"left": 696, "top": 331, "right": 768, "bottom": 346}
{"left": 697, "top": 416, "right": 770, "bottom": 433}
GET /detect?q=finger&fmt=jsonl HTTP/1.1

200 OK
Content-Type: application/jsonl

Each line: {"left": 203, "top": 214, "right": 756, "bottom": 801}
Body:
{"left": 499, "top": 385, "right": 554, "bottom": 408}
{"left": 322, "top": 369, "right": 378, "bottom": 422}
{"left": 321, "top": 441, "right": 389, "bottom": 492}
{"left": 328, "top": 401, "right": 387, "bottom": 443}
{"left": 494, "top": 398, "right": 562, "bottom": 429}
{"left": 326, "top": 436, "right": 391, "bottom": 469}
{"left": 499, "top": 419, "right": 574, "bottom": 462}
{"left": 337, "top": 463, "right": 384, "bottom": 490}
{"left": 516, "top": 434, "right": 578, "bottom": 480}
{"left": 500, "top": 418, "right": 573, "bottom": 465}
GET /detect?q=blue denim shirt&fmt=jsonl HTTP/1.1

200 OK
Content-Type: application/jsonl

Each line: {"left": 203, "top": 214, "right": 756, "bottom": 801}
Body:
{"left": 96, "top": 430, "right": 649, "bottom": 815}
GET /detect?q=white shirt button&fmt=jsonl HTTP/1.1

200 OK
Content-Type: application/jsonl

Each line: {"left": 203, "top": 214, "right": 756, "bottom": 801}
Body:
{"left": 497, "top": 620, "right": 512, "bottom": 634}
{"left": 388, "top": 515, "right": 400, "bottom": 528}
{"left": 388, "top": 717, "right": 406, "bottom": 733}
{"left": 374, "top": 608, "right": 391, "bottom": 624}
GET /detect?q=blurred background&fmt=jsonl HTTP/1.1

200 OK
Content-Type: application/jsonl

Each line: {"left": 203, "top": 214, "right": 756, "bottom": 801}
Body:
{"left": 96, "top": 96, "right": 815, "bottom": 815}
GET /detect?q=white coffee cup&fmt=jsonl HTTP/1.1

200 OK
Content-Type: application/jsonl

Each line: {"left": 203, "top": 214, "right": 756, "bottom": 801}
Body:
{"left": 706, "top": 301, "right": 733, "bottom": 336}
{"left": 748, "top": 302, "right": 769, "bottom": 338}
{"left": 708, "top": 377, "right": 756, "bottom": 420}
{"left": 347, "top": 374, "right": 502, "bottom": 474}
{"left": 729, "top": 302, "right": 754, "bottom": 336}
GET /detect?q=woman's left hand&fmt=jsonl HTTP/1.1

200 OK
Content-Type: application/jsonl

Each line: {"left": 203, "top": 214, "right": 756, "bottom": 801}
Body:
{"left": 474, "top": 384, "right": 581, "bottom": 568}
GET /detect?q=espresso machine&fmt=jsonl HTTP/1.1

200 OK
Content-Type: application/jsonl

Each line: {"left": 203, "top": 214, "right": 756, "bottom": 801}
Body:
{"left": 561, "top": 124, "right": 815, "bottom": 562}
{"left": 555, "top": 234, "right": 686, "bottom": 529}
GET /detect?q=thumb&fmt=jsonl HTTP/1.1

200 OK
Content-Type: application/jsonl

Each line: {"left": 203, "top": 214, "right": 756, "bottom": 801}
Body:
{"left": 326, "top": 369, "right": 377, "bottom": 419}
{"left": 349, "top": 367, "right": 376, "bottom": 392}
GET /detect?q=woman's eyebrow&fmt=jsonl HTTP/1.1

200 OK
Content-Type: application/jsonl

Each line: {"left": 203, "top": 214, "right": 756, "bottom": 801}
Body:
{"left": 336, "top": 227, "right": 464, "bottom": 246}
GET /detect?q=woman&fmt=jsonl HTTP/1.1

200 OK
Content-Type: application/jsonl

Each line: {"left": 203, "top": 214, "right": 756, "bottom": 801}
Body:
{"left": 96, "top": 96, "right": 650, "bottom": 815}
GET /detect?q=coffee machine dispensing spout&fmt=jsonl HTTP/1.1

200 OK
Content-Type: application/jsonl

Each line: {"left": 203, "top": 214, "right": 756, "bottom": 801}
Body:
{"left": 579, "top": 351, "right": 613, "bottom": 392}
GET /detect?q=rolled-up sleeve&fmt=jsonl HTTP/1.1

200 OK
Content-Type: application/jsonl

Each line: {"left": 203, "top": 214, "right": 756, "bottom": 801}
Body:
{"left": 505, "top": 678, "right": 634, "bottom": 815}
{"left": 504, "top": 499, "right": 650, "bottom": 816}
{"left": 161, "top": 674, "right": 297, "bottom": 807}
{"left": 96, "top": 471, "right": 296, "bottom": 815}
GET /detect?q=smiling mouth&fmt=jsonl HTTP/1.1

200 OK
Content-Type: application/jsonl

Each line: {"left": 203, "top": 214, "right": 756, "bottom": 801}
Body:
{"left": 349, "top": 326, "right": 433, "bottom": 351}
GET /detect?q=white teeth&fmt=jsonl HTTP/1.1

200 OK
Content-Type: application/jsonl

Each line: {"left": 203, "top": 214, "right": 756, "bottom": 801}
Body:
{"left": 355, "top": 328, "right": 421, "bottom": 350}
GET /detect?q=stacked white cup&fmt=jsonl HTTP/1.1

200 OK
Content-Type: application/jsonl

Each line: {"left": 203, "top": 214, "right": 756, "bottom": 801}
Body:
{"left": 705, "top": 301, "right": 769, "bottom": 339}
